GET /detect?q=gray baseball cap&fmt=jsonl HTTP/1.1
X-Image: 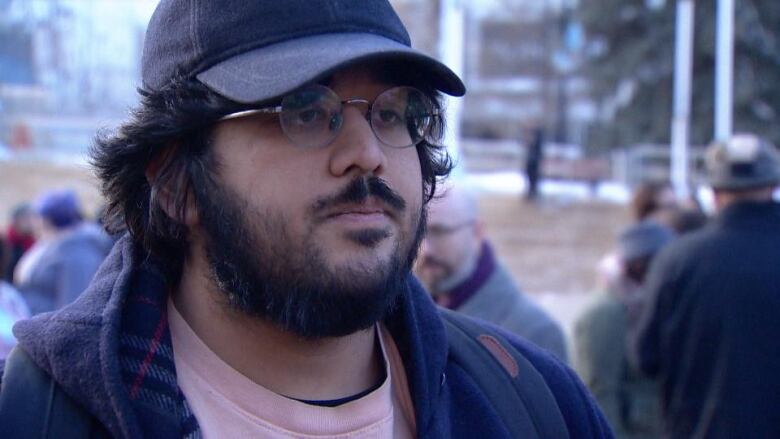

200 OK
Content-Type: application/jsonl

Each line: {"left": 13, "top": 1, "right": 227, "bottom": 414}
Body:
{"left": 141, "top": 0, "right": 466, "bottom": 104}
{"left": 706, "top": 134, "right": 780, "bottom": 190}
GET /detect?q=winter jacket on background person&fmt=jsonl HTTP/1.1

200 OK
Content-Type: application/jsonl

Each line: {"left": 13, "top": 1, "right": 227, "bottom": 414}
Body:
{"left": 631, "top": 201, "right": 780, "bottom": 438}
{"left": 574, "top": 290, "right": 661, "bottom": 439}
{"left": 450, "top": 243, "right": 569, "bottom": 363}
{"left": 3, "top": 226, "right": 34, "bottom": 284}
{"left": 1, "top": 235, "right": 612, "bottom": 438}
{"left": 16, "top": 222, "right": 113, "bottom": 315}
{"left": 575, "top": 221, "right": 673, "bottom": 439}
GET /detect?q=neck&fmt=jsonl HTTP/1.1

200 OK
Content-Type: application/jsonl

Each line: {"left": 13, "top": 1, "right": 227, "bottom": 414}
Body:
{"left": 172, "top": 246, "right": 382, "bottom": 401}
{"left": 714, "top": 187, "right": 775, "bottom": 211}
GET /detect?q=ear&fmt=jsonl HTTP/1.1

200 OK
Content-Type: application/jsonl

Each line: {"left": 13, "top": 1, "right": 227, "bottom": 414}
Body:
{"left": 145, "top": 144, "right": 199, "bottom": 226}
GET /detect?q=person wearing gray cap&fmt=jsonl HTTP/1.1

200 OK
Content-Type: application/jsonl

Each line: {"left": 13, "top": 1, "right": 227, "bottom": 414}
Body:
{"left": 0, "top": 1, "right": 611, "bottom": 438}
{"left": 631, "top": 133, "right": 780, "bottom": 438}
{"left": 574, "top": 221, "right": 675, "bottom": 439}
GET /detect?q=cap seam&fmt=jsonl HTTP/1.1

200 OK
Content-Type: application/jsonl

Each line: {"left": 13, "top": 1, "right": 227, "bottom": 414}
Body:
{"left": 189, "top": 0, "right": 203, "bottom": 62}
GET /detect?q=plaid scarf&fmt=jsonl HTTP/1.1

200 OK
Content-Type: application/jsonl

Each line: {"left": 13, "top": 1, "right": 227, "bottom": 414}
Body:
{"left": 117, "top": 260, "right": 201, "bottom": 438}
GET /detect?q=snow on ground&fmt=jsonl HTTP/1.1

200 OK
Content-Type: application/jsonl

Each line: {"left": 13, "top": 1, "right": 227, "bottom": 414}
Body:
{"left": 461, "top": 171, "right": 632, "bottom": 204}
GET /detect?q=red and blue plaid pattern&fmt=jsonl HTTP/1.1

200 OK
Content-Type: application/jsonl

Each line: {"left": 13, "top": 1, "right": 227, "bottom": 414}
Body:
{"left": 118, "top": 261, "right": 201, "bottom": 438}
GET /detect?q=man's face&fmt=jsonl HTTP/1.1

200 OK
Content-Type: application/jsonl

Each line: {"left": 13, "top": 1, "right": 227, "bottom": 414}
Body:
{"left": 192, "top": 64, "right": 427, "bottom": 338}
{"left": 415, "top": 197, "right": 481, "bottom": 294}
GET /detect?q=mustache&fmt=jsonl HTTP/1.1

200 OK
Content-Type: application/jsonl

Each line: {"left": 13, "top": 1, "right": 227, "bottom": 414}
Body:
{"left": 313, "top": 177, "right": 407, "bottom": 213}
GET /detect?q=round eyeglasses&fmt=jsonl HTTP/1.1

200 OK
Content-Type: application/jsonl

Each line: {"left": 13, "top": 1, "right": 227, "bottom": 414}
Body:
{"left": 219, "top": 85, "right": 438, "bottom": 150}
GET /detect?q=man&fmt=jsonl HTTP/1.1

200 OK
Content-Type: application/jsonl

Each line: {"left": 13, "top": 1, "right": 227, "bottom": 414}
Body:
{"left": 524, "top": 127, "right": 545, "bottom": 201}
{"left": 574, "top": 221, "right": 675, "bottom": 438}
{"left": 0, "top": 1, "right": 611, "bottom": 438}
{"left": 416, "top": 185, "right": 568, "bottom": 361}
{"left": 632, "top": 133, "right": 780, "bottom": 438}
{"left": 14, "top": 189, "right": 113, "bottom": 315}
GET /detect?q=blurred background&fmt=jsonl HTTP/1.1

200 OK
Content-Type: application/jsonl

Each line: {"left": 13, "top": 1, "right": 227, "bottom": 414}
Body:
{"left": 1, "top": 0, "right": 779, "bottom": 336}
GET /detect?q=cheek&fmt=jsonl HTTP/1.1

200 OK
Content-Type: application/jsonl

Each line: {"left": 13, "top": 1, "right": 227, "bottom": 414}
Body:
{"left": 386, "top": 148, "right": 424, "bottom": 206}
{"left": 212, "top": 137, "right": 317, "bottom": 232}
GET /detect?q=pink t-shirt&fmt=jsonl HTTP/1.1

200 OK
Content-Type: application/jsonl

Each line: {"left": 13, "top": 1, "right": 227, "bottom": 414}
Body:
{"left": 168, "top": 301, "right": 416, "bottom": 438}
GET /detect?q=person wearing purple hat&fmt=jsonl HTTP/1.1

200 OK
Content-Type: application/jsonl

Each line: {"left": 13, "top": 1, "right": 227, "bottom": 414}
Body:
{"left": 0, "top": 2, "right": 611, "bottom": 438}
{"left": 12, "top": 189, "right": 112, "bottom": 316}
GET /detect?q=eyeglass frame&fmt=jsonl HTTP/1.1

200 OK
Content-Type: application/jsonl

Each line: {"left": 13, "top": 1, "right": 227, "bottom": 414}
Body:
{"left": 218, "top": 84, "right": 440, "bottom": 150}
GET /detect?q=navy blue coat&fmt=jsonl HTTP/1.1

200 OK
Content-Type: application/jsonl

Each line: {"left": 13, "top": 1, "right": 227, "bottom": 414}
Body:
{"left": 6, "top": 235, "right": 611, "bottom": 438}
{"left": 632, "top": 201, "right": 780, "bottom": 438}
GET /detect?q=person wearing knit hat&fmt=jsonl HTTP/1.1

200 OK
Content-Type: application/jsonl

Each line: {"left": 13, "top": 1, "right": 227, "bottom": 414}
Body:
{"left": 13, "top": 189, "right": 112, "bottom": 315}
{"left": 34, "top": 189, "right": 83, "bottom": 230}
{"left": 574, "top": 221, "right": 674, "bottom": 439}
{"left": 631, "top": 134, "right": 780, "bottom": 437}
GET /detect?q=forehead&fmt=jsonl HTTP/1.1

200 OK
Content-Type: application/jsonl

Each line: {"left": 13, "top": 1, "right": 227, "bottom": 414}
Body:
{"left": 428, "top": 190, "right": 476, "bottom": 225}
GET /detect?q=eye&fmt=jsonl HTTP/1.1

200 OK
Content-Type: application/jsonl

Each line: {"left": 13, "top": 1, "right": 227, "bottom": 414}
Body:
{"left": 292, "top": 107, "right": 327, "bottom": 126}
{"left": 376, "top": 108, "right": 404, "bottom": 125}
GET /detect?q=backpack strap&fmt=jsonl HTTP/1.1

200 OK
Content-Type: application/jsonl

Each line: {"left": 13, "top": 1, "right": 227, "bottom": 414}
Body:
{"left": 441, "top": 309, "right": 569, "bottom": 439}
{"left": 0, "top": 346, "right": 93, "bottom": 439}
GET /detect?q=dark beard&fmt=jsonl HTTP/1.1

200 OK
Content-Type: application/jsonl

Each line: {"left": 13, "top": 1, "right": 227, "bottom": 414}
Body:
{"left": 193, "top": 176, "right": 426, "bottom": 339}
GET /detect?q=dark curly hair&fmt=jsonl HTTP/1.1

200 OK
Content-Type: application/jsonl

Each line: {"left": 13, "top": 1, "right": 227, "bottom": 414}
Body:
{"left": 91, "top": 72, "right": 453, "bottom": 280}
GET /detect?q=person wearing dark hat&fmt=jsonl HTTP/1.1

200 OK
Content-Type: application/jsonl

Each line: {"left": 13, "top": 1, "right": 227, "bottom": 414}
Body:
{"left": 0, "top": 2, "right": 611, "bottom": 438}
{"left": 574, "top": 221, "right": 674, "bottom": 439}
{"left": 13, "top": 189, "right": 113, "bottom": 315}
{"left": 631, "top": 133, "right": 780, "bottom": 438}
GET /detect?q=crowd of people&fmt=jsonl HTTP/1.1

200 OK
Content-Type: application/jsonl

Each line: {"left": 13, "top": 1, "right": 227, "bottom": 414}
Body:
{"left": 0, "top": 0, "right": 778, "bottom": 437}
{"left": 0, "top": 190, "right": 112, "bottom": 356}
{"left": 412, "top": 133, "right": 780, "bottom": 438}
{"left": 573, "top": 133, "right": 780, "bottom": 438}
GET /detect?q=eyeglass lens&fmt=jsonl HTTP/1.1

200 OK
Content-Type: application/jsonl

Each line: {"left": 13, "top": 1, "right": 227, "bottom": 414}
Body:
{"left": 279, "top": 85, "right": 434, "bottom": 149}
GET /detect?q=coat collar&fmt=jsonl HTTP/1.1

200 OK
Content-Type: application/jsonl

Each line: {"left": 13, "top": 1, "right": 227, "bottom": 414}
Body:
{"left": 14, "top": 234, "right": 450, "bottom": 437}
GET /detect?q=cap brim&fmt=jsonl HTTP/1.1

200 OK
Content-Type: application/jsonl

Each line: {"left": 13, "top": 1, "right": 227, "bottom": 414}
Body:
{"left": 196, "top": 33, "right": 465, "bottom": 104}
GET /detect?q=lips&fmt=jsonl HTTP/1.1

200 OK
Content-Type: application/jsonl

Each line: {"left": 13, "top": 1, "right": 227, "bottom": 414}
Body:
{"left": 323, "top": 198, "right": 394, "bottom": 221}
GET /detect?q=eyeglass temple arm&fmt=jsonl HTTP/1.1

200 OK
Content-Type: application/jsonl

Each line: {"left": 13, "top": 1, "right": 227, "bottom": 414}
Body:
{"left": 219, "top": 106, "right": 283, "bottom": 121}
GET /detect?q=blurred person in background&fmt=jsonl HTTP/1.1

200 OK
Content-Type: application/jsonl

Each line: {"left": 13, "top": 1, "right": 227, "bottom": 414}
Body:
{"left": 598, "top": 181, "right": 683, "bottom": 290}
{"left": 574, "top": 221, "right": 674, "bottom": 438}
{"left": 630, "top": 181, "right": 709, "bottom": 235}
{"left": 662, "top": 205, "right": 708, "bottom": 235}
{"left": 3, "top": 203, "right": 36, "bottom": 282}
{"left": 415, "top": 184, "right": 568, "bottom": 362}
{"left": 630, "top": 181, "right": 677, "bottom": 223}
{"left": 14, "top": 189, "right": 112, "bottom": 315}
{"left": 0, "top": 236, "right": 30, "bottom": 358}
{"left": 631, "top": 134, "right": 780, "bottom": 438}
{"left": 523, "top": 126, "right": 545, "bottom": 202}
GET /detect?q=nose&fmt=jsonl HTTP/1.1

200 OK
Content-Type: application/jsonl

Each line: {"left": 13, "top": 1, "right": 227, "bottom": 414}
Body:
{"left": 328, "top": 105, "right": 387, "bottom": 177}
